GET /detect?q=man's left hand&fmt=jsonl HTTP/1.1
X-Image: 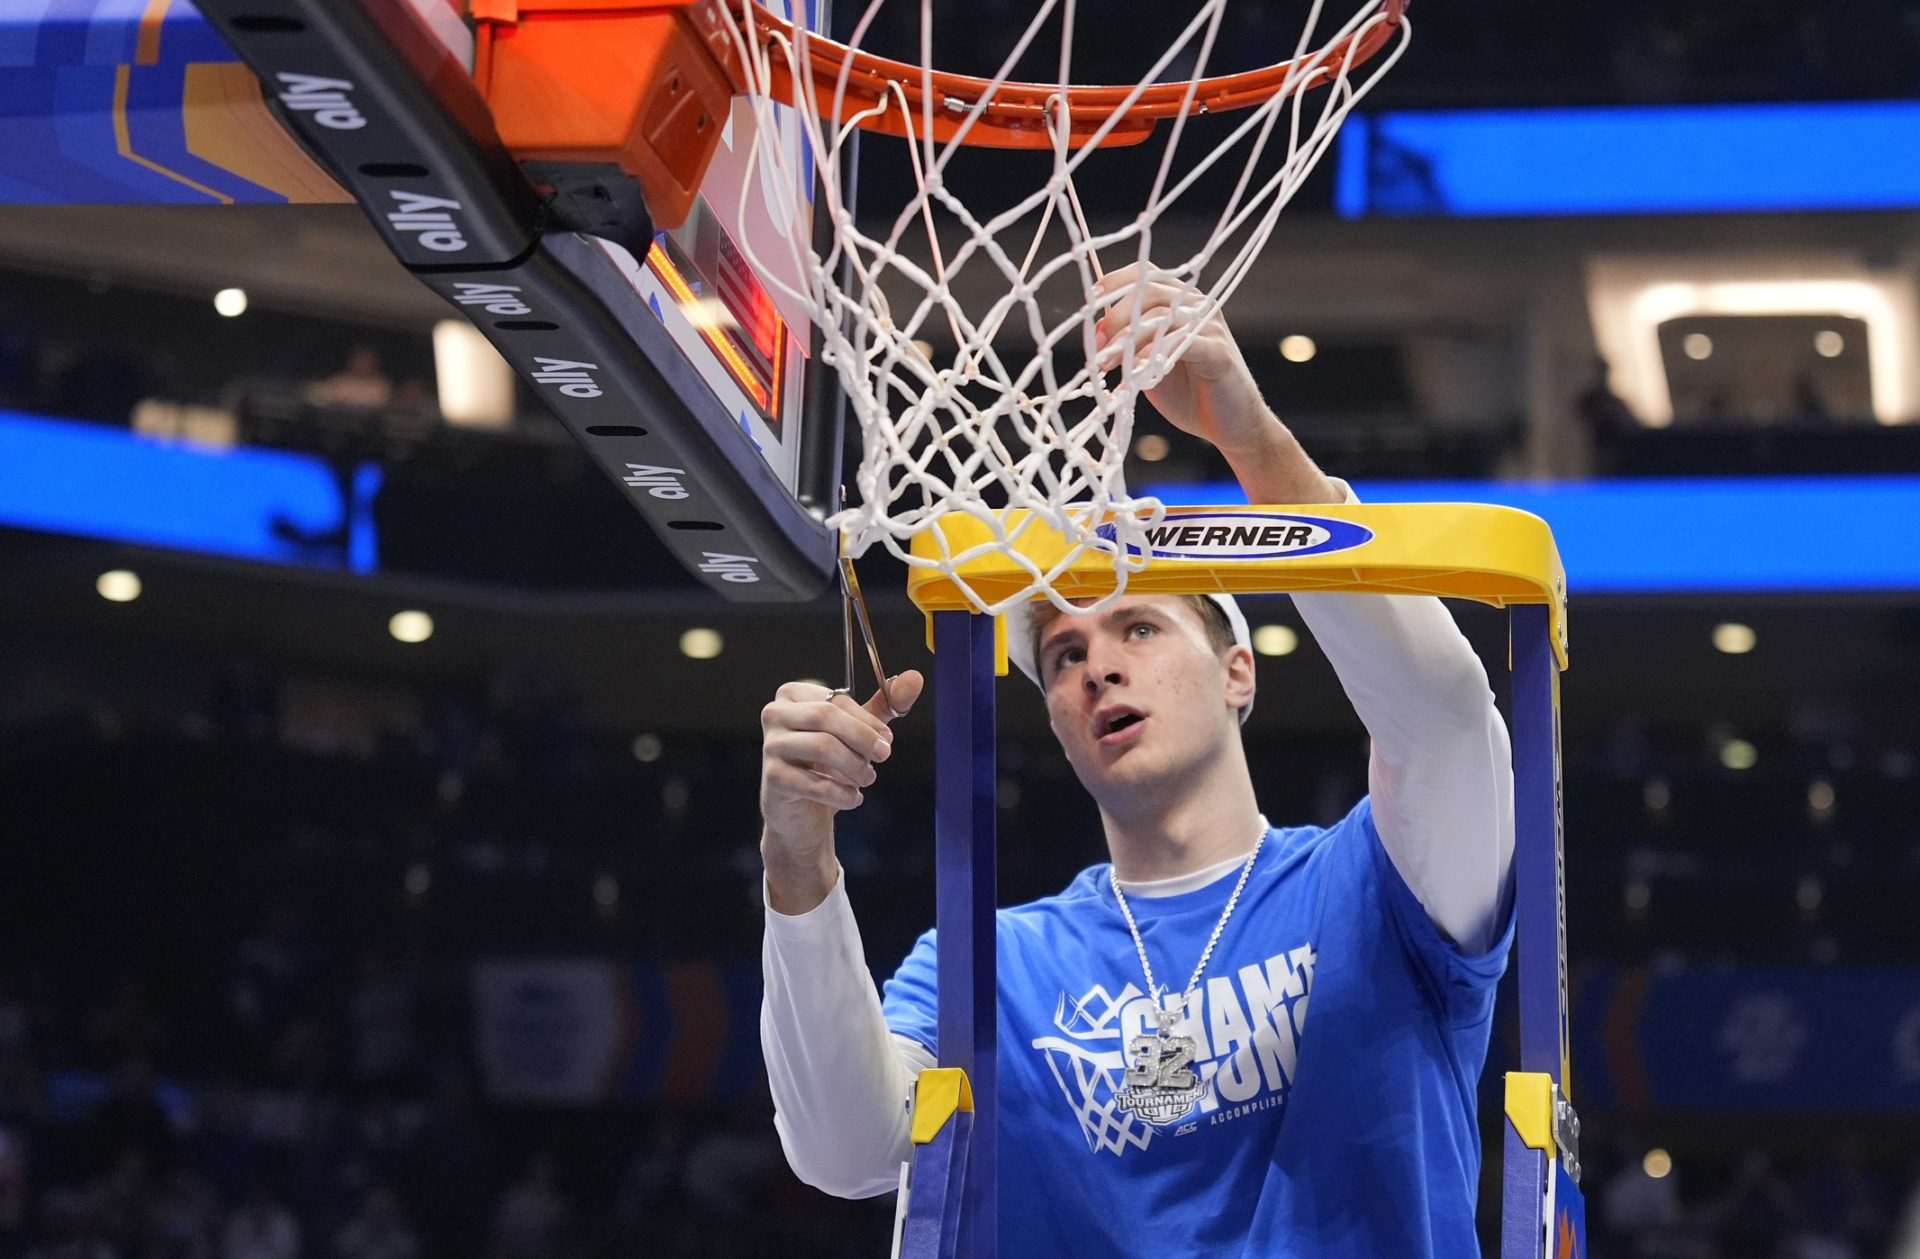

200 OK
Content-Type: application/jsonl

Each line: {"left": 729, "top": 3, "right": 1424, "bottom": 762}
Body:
{"left": 1093, "top": 262, "right": 1275, "bottom": 459}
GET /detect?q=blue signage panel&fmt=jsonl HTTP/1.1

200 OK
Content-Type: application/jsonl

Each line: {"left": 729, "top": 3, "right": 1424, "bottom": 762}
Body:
{"left": 1567, "top": 966, "right": 1920, "bottom": 1114}
{"left": 1146, "top": 476, "right": 1920, "bottom": 594}
{"left": 1336, "top": 102, "right": 1920, "bottom": 218}
{"left": 0, "top": 408, "right": 376, "bottom": 570}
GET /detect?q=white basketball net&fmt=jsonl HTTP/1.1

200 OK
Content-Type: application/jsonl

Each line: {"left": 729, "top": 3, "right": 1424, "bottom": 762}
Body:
{"left": 719, "top": 0, "right": 1410, "bottom": 614}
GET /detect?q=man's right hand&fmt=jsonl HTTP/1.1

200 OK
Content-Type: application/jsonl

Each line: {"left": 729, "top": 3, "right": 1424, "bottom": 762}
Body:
{"left": 759, "top": 671, "right": 923, "bottom": 915}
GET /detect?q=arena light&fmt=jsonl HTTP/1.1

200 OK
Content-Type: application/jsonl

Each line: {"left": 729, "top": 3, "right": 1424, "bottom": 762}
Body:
{"left": 1815, "top": 330, "right": 1846, "bottom": 358}
{"left": 630, "top": 733, "right": 663, "bottom": 762}
{"left": 131, "top": 399, "right": 237, "bottom": 449}
{"left": 96, "top": 569, "right": 141, "bottom": 602}
{"left": 1642, "top": 1149, "right": 1673, "bottom": 1179}
{"left": 1681, "top": 333, "right": 1712, "bottom": 361}
{"left": 683, "top": 297, "right": 736, "bottom": 333}
{"left": 646, "top": 243, "right": 772, "bottom": 412}
{"left": 433, "top": 319, "right": 516, "bottom": 429}
{"left": 1720, "top": 738, "right": 1758, "bottom": 771}
{"left": 1593, "top": 269, "right": 1920, "bottom": 426}
{"left": 1712, "top": 623, "right": 1756, "bottom": 654}
{"left": 1252, "top": 624, "right": 1299, "bottom": 657}
{"left": 1279, "top": 335, "right": 1317, "bottom": 363}
{"left": 679, "top": 627, "right": 723, "bottom": 659}
{"left": 1135, "top": 434, "right": 1170, "bottom": 462}
{"left": 213, "top": 287, "right": 247, "bottom": 317}
{"left": 389, "top": 610, "right": 434, "bottom": 643}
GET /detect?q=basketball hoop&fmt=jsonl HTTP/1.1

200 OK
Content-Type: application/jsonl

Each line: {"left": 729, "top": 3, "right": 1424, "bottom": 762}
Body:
{"left": 714, "top": 0, "right": 1412, "bottom": 615}
{"left": 731, "top": 0, "right": 1409, "bottom": 150}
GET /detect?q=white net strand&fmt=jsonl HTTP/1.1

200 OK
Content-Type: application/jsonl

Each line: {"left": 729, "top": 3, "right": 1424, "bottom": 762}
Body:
{"left": 719, "top": 0, "right": 1410, "bottom": 615}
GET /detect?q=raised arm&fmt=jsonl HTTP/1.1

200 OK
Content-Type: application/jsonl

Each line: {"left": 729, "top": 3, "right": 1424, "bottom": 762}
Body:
{"left": 1099, "top": 268, "right": 1515, "bottom": 952}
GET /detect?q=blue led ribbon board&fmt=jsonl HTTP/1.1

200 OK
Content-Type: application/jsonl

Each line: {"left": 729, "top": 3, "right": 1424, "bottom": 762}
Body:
{"left": 0, "top": 409, "right": 377, "bottom": 571}
{"left": 1146, "top": 476, "right": 1920, "bottom": 595}
{"left": 1336, "top": 102, "right": 1920, "bottom": 218}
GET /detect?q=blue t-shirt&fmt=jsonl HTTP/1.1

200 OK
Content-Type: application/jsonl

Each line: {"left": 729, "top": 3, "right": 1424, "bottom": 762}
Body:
{"left": 881, "top": 796, "right": 1513, "bottom": 1257}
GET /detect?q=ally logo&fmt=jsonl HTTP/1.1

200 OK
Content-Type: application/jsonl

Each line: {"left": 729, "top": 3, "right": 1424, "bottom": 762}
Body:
{"left": 1096, "top": 512, "right": 1373, "bottom": 561}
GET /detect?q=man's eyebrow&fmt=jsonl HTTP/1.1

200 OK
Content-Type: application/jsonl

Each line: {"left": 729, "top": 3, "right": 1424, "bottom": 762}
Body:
{"left": 1040, "top": 621, "right": 1085, "bottom": 651}
{"left": 1098, "top": 604, "right": 1167, "bottom": 631}
{"left": 1042, "top": 604, "right": 1166, "bottom": 648}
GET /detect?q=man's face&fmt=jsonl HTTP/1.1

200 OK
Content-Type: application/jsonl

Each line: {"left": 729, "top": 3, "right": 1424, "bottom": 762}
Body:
{"left": 1037, "top": 596, "right": 1252, "bottom": 802}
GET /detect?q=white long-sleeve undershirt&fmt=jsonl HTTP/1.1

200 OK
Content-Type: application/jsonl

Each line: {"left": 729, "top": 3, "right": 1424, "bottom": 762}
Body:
{"left": 760, "top": 569, "right": 1515, "bottom": 1199}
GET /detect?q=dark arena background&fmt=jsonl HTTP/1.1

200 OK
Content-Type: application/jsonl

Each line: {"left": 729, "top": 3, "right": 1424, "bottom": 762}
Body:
{"left": 4, "top": 2, "right": 1920, "bottom": 1257}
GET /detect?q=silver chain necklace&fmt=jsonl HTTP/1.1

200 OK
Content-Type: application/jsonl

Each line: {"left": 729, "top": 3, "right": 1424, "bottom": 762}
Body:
{"left": 1109, "top": 823, "right": 1267, "bottom": 1122}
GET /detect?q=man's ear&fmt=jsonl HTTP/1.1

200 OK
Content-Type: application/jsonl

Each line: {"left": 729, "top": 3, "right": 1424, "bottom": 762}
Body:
{"left": 1222, "top": 644, "right": 1256, "bottom": 712}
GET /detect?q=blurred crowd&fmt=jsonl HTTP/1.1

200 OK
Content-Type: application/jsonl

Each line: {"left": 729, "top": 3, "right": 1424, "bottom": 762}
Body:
{"left": 0, "top": 953, "right": 1917, "bottom": 1257}
{"left": 0, "top": 680, "right": 901, "bottom": 1258}
{"left": 854, "top": 0, "right": 1920, "bottom": 107}
{"left": 1586, "top": 1137, "right": 1915, "bottom": 1259}
{"left": 1588, "top": 1, "right": 1920, "bottom": 105}
{"left": 2, "top": 943, "right": 1918, "bottom": 1258}
{"left": 0, "top": 1000, "right": 883, "bottom": 1259}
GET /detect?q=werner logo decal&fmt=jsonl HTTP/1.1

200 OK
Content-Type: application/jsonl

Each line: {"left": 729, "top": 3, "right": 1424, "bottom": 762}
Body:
{"left": 1098, "top": 512, "right": 1373, "bottom": 561}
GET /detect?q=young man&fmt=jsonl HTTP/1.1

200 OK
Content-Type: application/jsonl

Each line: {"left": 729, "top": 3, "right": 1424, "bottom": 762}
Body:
{"left": 757, "top": 270, "right": 1515, "bottom": 1256}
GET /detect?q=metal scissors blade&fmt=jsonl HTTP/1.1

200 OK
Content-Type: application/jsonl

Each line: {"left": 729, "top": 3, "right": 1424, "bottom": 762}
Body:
{"left": 837, "top": 552, "right": 898, "bottom": 718}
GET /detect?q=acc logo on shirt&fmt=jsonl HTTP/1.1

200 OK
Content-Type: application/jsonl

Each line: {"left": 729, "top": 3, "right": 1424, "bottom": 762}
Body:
{"left": 1098, "top": 512, "right": 1374, "bottom": 561}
